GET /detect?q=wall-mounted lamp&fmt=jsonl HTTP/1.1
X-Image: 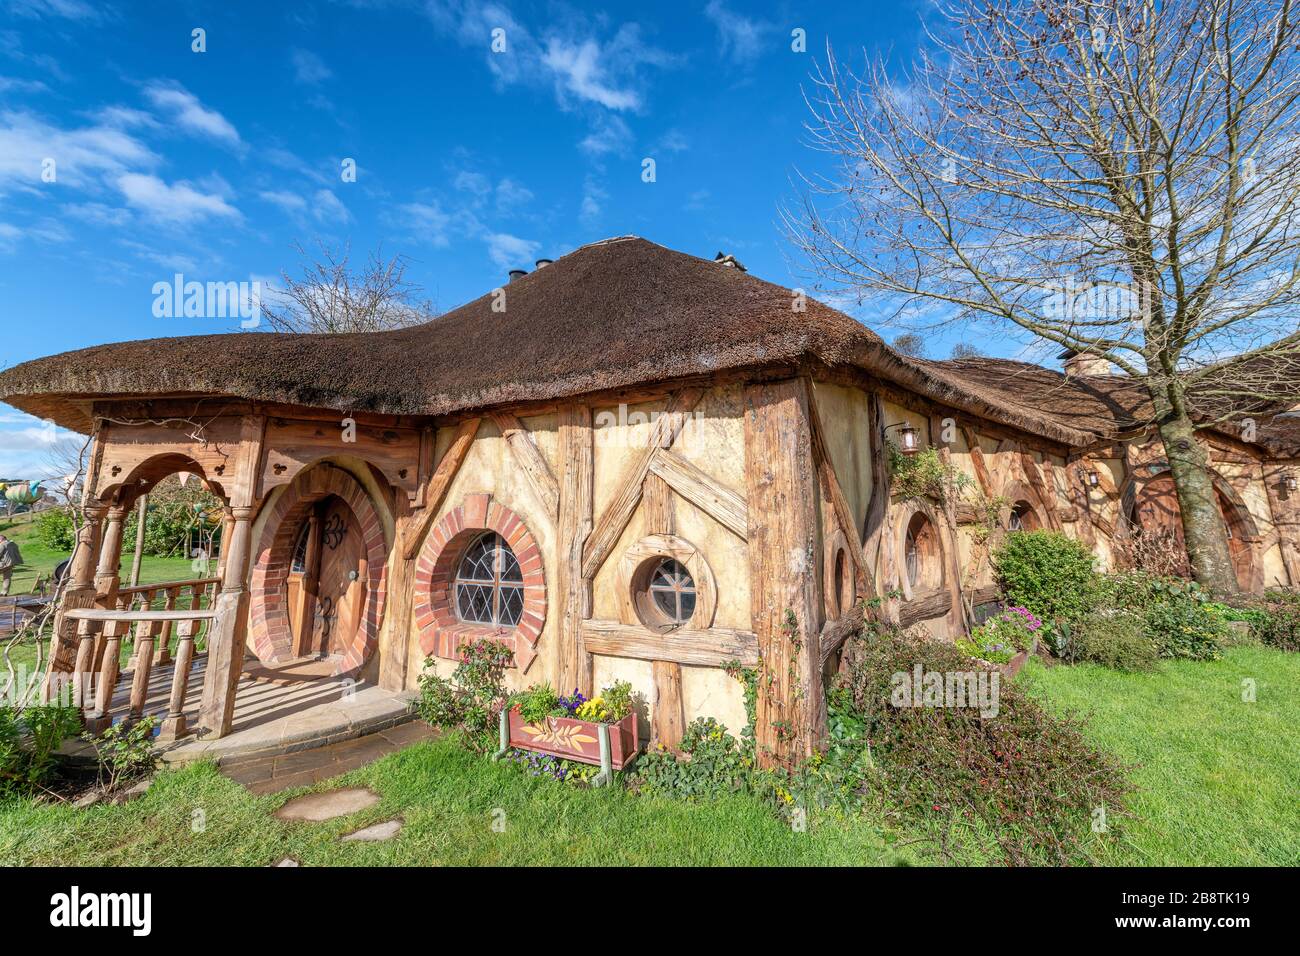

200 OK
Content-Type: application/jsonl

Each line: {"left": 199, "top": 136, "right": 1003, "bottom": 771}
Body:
{"left": 1284, "top": 471, "right": 1298, "bottom": 493}
{"left": 885, "top": 422, "right": 922, "bottom": 455}
{"left": 1086, "top": 469, "right": 1100, "bottom": 488}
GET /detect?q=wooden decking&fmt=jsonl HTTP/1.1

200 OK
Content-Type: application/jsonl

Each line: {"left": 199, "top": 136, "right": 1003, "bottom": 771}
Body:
{"left": 104, "top": 653, "right": 417, "bottom": 765}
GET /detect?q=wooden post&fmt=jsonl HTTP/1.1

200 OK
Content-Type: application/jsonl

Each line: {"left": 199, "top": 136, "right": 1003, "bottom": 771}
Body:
{"left": 743, "top": 379, "right": 825, "bottom": 767}
{"left": 85, "top": 620, "right": 124, "bottom": 734}
{"left": 128, "top": 494, "right": 147, "bottom": 587}
{"left": 380, "top": 498, "right": 416, "bottom": 691}
{"left": 45, "top": 502, "right": 105, "bottom": 699}
{"left": 158, "top": 620, "right": 197, "bottom": 741}
{"left": 644, "top": 472, "right": 685, "bottom": 750}
{"left": 197, "top": 414, "right": 265, "bottom": 739}
{"left": 557, "top": 404, "right": 594, "bottom": 696}
{"left": 127, "top": 618, "right": 155, "bottom": 723}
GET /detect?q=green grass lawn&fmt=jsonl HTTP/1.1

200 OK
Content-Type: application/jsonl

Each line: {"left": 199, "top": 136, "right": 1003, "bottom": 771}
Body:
{"left": 1, "top": 512, "right": 199, "bottom": 595}
{"left": 0, "top": 737, "right": 926, "bottom": 866}
{"left": 1, "top": 641, "right": 1293, "bottom": 866}
{"left": 1016, "top": 646, "right": 1300, "bottom": 866}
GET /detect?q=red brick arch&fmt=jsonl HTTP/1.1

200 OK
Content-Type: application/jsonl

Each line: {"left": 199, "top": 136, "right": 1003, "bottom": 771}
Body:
{"left": 249, "top": 464, "right": 389, "bottom": 676}
{"left": 414, "top": 493, "right": 546, "bottom": 673}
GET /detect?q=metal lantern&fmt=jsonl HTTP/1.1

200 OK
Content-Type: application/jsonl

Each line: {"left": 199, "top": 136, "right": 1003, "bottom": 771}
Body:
{"left": 1284, "top": 471, "right": 1299, "bottom": 494}
{"left": 1086, "top": 469, "right": 1100, "bottom": 488}
{"left": 892, "top": 423, "right": 921, "bottom": 455}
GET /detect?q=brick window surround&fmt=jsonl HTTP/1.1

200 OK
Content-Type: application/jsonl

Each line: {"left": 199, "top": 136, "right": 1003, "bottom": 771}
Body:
{"left": 413, "top": 493, "right": 546, "bottom": 673}
{"left": 249, "top": 465, "right": 389, "bottom": 677}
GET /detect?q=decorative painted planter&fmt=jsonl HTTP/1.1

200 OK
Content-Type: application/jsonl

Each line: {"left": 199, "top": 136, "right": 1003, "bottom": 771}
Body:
{"left": 506, "top": 707, "right": 640, "bottom": 771}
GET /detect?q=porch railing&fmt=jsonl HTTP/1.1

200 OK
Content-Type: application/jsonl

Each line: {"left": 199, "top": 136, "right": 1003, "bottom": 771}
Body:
{"left": 61, "top": 576, "right": 221, "bottom": 739}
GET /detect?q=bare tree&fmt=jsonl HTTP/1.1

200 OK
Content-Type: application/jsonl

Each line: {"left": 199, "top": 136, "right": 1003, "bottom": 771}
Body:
{"left": 259, "top": 241, "right": 437, "bottom": 334}
{"left": 892, "top": 332, "right": 929, "bottom": 358}
{"left": 786, "top": 0, "right": 1300, "bottom": 594}
{"left": 950, "top": 342, "right": 985, "bottom": 359}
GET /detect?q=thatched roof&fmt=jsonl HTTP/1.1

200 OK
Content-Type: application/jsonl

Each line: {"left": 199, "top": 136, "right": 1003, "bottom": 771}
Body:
{"left": 0, "top": 236, "right": 1099, "bottom": 444}
{"left": 1, "top": 235, "right": 1294, "bottom": 455}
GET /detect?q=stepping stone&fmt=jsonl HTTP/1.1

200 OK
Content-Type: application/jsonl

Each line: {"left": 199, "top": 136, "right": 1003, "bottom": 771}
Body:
{"left": 273, "top": 857, "right": 301, "bottom": 867}
{"left": 274, "top": 787, "right": 380, "bottom": 822}
{"left": 341, "top": 819, "right": 402, "bottom": 842}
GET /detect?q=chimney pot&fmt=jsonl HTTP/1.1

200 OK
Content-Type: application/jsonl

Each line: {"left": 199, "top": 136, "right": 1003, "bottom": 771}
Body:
{"left": 535, "top": 258, "right": 553, "bottom": 269}
{"left": 508, "top": 269, "right": 528, "bottom": 282}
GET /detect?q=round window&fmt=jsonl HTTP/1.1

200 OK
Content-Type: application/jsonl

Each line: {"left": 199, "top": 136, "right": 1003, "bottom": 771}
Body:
{"left": 454, "top": 532, "right": 524, "bottom": 627}
{"left": 637, "top": 557, "right": 697, "bottom": 629}
{"left": 1009, "top": 501, "right": 1040, "bottom": 531}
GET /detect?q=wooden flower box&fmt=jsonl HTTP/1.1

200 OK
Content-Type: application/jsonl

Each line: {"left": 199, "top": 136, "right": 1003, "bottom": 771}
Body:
{"left": 505, "top": 706, "right": 640, "bottom": 771}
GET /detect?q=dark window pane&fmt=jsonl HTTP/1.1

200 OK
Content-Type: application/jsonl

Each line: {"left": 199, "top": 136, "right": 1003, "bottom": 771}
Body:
{"left": 499, "top": 586, "right": 524, "bottom": 626}
{"left": 679, "top": 591, "right": 696, "bottom": 621}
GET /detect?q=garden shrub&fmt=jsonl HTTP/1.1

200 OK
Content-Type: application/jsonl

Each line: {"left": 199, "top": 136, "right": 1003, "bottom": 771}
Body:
{"left": 33, "top": 508, "right": 76, "bottom": 552}
{"left": 1241, "top": 590, "right": 1300, "bottom": 652}
{"left": 1103, "top": 572, "right": 1225, "bottom": 661}
{"left": 834, "top": 625, "right": 1130, "bottom": 865}
{"left": 83, "top": 716, "right": 158, "bottom": 792}
{"left": 631, "top": 718, "right": 755, "bottom": 801}
{"left": 1062, "top": 611, "right": 1159, "bottom": 671}
{"left": 0, "top": 702, "right": 81, "bottom": 797}
{"left": 993, "top": 530, "right": 1100, "bottom": 646}
{"left": 417, "top": 639, "right": 514, "bottom": 751}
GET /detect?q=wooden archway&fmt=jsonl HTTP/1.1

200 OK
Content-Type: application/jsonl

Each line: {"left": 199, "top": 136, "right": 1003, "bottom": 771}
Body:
{"left": 249, "top": 464, "right": 390, "bottom": 676}
{"left": 1121, "top": 466, "right": 1262, "bottom": 592}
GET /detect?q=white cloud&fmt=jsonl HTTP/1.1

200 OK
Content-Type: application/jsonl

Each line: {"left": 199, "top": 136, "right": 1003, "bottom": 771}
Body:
{"left": 292, "top": 49, "right": 332, "bottom": 85}
{"left": 143, "top": 82, "right": 242, "bottom": 147}
{"left": 0, "top": 409, "right": 70, "bottom": 480}
{"left": 543, "top": 38, "right": 640, "bottom": 110}
{"left": 259, "top": 190, "right": 308, "bottom": 213}
{"left": 485, "top": 231, "right": 540, "bottom": 270}
{"left": 63, "top": 201, "right": 131, "bottom": 226}
{"left": 704, "top": 0, "right": 771, "bottom": 63}
{"left": 580, "top": 177, "right": 608, "bottom": 224}
{"left": 116, "top": 173, "right": 240, "bottom": 225}
{"left": 454, "top": 170, "right": 492, "bottom": 197}
{"left": 579, "top": 114, "right": 631, "bottom": 156}
{"left": 495, "top": 177, "right": 533, "bottom": 211}
{"left": 0, "top": 76, "right": 48, "bottom": 94}
{"left": 312, "top": 188, "right": 351, "bottom": 224}
{"left": 0, "top": 109, "right": 158, "bottom": 193}
{"left": 396, "top": 202, "right": 452, "bottom": 247}
{"left": 8, "top": 0, "right": 101, "bottom": 20}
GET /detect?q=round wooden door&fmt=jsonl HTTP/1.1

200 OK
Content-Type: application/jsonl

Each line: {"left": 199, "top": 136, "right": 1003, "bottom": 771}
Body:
{"left": 1133, "top": 474, "right": 1252, "bottom": 590}
{"left": 311, "top": 498, "right": 368, "bottom": 658}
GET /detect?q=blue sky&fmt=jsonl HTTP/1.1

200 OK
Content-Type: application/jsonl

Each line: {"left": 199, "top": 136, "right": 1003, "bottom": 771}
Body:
{"left": 0, "top": 0, "right": 987, "bottom": 478}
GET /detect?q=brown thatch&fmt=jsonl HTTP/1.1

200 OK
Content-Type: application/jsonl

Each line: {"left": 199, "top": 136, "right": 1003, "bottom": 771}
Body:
{"left": 0, "top": 236, "right": 1099, "bottom": 444}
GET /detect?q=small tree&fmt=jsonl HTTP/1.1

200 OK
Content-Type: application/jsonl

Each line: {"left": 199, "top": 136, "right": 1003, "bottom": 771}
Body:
{"left": 787, "top": 0, "right": 1300, "bottom": 594}
{"left": 259, "top": 241, "right": 436, "bottom": 334}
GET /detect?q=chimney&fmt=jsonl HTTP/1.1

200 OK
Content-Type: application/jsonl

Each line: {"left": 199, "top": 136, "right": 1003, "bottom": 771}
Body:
{"left": 1059, "top": 348, "right": 1111, "bottom": 376}
{"left": 535, "top": 258, "right": 553, "bottom": 269}
{"left": 508, "top": 268, "right": 528, "bottom": 283}
{"left": 714, "top": 251, "right": 747, "bottom": 272}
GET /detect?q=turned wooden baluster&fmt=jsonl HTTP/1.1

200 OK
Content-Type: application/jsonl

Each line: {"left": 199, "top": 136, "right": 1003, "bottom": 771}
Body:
{"left": 72, "top": 617, "right": 99, "bottom": 714}
{"left": 86, "top": 613, "right": 126, "bottom": 734}
{"left": 127, "top": 617, "right": 156, "bottom": 723}
{"left": 155, "top": 587, "right": 179, "bottom": 666}
{"left": 158, "top": 620, "right": 197, "bottom": 741}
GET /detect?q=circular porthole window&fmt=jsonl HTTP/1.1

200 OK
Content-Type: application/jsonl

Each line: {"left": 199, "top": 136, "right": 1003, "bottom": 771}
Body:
{"left": 638, "top": 557, "right": 697, "bottom": 629}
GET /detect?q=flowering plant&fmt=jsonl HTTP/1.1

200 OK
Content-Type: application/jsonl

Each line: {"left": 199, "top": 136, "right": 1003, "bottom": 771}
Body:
{"left": 956, "top": 605, "right": 1041, "bottom": 663}
{"left": 513, "top": 680, "right": 636, "bottom": 725}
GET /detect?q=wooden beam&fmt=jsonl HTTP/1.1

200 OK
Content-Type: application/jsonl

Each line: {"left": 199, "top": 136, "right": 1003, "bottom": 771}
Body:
{"left": 491, "top": 411, "right": 560, "bottom": 521}
{"left": 580, "top": 620, "right": 760, "bottom": 667}
{"left": 557, "top": 404, "right": 594, "bottom": 695}
{"left": 744, "top": 378, "right": 824, "bottom": 766}
{"left": 818, "top": 613, "right": 863, "bottom": 668}
{"left": 401, "top": 417, "right": 480, "bottom": 560}
{"left": 863, "top": 392, "right": 900, "bottom": 622}
{"left": 963, "top": 428, "right": 995, "bottom": 498}
{"left": 898, "top": 588, "right": 953, "bottom": 627}
{"left": 806, "top": 382, "right": 870, "bottom": 591}
{"left": 581, "top": 387, "right": 704, "bottom": 579}
{"left": 647, "top": 448, "right": 746, "bottom": 540}
{"left": 641, "top": 467, "right": 684, "bottom": 749}
{"left": 1022, "top": 451, "right": 1063, "bottom": 530}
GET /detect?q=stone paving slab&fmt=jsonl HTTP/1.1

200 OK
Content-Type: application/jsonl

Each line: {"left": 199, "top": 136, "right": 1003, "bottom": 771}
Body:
{"left": 274, "top": 787, "right": 381, "bottom": 822}
{"left": 222, "top": 721, "right": 435, "bottom": 795}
